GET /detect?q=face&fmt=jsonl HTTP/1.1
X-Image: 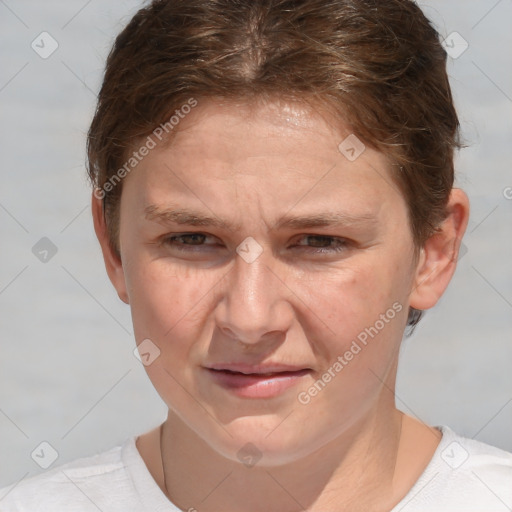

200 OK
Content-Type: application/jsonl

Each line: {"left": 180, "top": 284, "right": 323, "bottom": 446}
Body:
{"left": 113, "top": 98, "right": 420, "bottom": 465}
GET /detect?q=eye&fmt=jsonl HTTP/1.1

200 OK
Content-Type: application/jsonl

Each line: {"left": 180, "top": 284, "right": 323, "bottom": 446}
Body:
{"left": 162, "top": 232, "right": 220, "bottom": 250}
{"left": 292, "top": 235, "right": 349, "bottom": 253}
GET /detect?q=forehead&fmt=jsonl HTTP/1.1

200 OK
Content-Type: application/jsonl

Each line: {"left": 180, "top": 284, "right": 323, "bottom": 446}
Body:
{"left": 165, "top": 98, "right": 353, "bottom": 164}
{"left": 122, "top": 98, "right": 406, "bottom": 223}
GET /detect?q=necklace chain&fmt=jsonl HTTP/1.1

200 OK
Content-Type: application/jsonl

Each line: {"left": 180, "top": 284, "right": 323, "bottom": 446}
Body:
{"left": 160, "top": 422, "right": 171, "bottom": 499}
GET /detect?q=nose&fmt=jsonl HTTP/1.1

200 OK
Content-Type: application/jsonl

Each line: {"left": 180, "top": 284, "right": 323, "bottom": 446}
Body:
{"left": 215, "top": 248, "right": 294, "bottom": 346}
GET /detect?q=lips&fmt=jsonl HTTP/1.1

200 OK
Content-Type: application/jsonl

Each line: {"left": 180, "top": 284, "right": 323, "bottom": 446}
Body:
{"left": 204, "top": 363, "right": 312, "bottom": 399}
{"left": 207, "top": 362, "right": 310, "bottom": 374}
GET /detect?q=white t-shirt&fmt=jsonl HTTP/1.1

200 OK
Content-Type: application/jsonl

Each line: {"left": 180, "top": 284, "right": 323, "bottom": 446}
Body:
{"left": 1, "top": 425, "right": 511, "bottom": 511}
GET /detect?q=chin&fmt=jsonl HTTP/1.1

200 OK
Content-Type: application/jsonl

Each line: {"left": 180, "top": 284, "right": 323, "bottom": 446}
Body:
{"left": 204, "top": 419, "right": 320, "bottom": 467}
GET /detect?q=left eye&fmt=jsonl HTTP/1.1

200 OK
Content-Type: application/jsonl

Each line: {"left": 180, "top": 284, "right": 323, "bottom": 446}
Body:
{"left": 293, "top": 235, "right": 348, "bottom": 253}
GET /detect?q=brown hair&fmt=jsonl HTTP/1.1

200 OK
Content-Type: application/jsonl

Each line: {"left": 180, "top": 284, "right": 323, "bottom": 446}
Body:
{"left": 87, "top": 0, "right": 461, "bottom": 331}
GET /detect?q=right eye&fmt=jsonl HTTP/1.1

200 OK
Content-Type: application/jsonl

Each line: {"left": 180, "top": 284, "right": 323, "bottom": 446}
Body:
{"left": 161, "top": 232, "right": 224, "bottom": 253}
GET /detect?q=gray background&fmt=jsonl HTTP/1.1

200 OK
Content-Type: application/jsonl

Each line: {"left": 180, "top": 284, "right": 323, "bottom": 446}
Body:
{"left": 1, "top": 0, "right": 511, "bottom": 489}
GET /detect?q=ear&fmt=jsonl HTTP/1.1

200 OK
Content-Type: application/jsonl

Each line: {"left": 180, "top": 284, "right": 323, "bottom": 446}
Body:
{"left": 91, "top": 192, "right": 129, "bottom": 304}
{"left": 409, "top": 188, "right": 470, "bottom": 310}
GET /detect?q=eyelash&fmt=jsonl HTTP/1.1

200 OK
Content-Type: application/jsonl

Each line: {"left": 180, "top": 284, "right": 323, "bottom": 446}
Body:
{"left": 161, "top": 233, "right": 349, "bottom": 254}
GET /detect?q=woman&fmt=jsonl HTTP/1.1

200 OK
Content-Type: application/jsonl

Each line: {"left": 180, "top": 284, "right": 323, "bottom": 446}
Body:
{"left": 1, "top": 1, "right": 510, "bottom": 510}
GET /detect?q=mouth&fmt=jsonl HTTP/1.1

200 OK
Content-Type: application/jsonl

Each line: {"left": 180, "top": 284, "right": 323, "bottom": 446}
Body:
{"left": 204, "top": 364, "right": 313, "bottom": 399}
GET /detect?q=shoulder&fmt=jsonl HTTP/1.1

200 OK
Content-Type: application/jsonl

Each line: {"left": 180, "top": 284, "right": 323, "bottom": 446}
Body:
{"left": 441, "top": 426, "right": 512, "bottom": 483}
{"left": 0, "top": 438, "right": 138, "bottom": 512}
{"left": 394, "top": 425, "right": 512, "bottom": 512}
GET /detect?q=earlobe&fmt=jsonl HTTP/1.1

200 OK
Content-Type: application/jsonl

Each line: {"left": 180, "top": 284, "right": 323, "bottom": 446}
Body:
{"left": 409, "top": 188, "right": 470, "bottom": 311}
{"left": 91, "top": 193, "right": 129, "bottom": 304}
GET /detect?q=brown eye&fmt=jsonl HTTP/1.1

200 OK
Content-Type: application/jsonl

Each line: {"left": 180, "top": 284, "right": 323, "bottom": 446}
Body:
{"left": 293, "top": 235, "right": 348, "bottom": 253}
{"left": 162, "top": 232, "right": 221, "bottom": 252}
{"left": 168, "top": 233, "right": 207, "bottom": 245}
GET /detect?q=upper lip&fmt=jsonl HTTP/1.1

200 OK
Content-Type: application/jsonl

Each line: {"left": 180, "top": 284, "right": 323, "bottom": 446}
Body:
{"left": 205, "top": 363, "right": 312, "bottom": 374}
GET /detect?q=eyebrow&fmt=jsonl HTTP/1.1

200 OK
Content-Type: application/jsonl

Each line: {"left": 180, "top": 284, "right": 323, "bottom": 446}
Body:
{"left": 144, "top": 205, "right": 378, "bottom": 231}
{"left": 144, "top": 205, "right": 234, "bottom": 230}
{"left": 274, "top": 212, "right": 378, "bottom": 230}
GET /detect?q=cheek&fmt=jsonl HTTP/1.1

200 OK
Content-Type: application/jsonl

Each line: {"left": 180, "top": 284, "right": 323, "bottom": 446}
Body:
{"left": 294, "top": 253, "right": 410, "bottom": 403}
{"left": 125, "top": 258, "right": 219, "bottom": 406}
{"left": 304, "top": 259, "right": 407, "bottom": 342}
{"left": 293, "top": 265, "right": 408, "bottom": 428}
{"left": 127, "top": 258, "right": 213, "bottom": 340}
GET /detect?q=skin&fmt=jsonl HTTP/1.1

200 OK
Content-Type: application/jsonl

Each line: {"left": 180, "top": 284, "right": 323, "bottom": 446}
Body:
{"left": 92, "top": 97, "right": 469, "bottom": 512}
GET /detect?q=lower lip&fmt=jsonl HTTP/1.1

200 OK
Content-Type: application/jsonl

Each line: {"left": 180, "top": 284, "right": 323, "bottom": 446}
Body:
{"left": 206, "top": 369, "right": 311, "bottom": 399}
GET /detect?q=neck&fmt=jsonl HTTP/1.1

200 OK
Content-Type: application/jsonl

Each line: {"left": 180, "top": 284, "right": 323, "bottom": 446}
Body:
{"left": 158, "top": 403, "right": 412, "bottom": 512}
